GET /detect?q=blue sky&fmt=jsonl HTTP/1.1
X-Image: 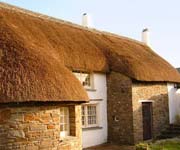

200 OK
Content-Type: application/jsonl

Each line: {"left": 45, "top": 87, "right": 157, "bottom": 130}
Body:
{"left": 1, "top": 0, "right": 180, "bottom": 67}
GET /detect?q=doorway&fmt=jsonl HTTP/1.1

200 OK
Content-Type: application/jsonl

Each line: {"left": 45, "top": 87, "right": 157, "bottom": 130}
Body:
{"left": 142, "top": 102, "right": 152, "bottom": 140}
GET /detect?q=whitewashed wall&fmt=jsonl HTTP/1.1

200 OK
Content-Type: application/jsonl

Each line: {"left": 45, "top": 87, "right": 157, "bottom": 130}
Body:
{"left": 167, "top": 83, "right": 180, "bottom": 123}
{"left": 82, "top": 73, "right": 107, "bottom": 148}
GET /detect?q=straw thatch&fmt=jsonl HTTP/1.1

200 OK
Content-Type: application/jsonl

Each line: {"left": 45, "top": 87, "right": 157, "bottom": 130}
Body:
{"left": 0, "top": 3, "right": 89, "bottom": 103}
{"left": 0, "top": 27, "right": 88, "bottom": 103}
{"left": 0, "top": 2, "right": 180, "bottom": 103}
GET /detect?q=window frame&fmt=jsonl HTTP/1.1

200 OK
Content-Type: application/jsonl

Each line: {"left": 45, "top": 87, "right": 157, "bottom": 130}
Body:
{"left": 81, "top": 103, "right": 99, "bottom": 128}
{"left": 73, "top": 71, "right": 94, "bottom": 89}
{"left": 60, "top": 107, "right": 70, "bottom": 138}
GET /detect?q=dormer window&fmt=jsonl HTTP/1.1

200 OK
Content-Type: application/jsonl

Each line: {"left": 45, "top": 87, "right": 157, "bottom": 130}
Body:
{"left": 73, "top": 71, "right": 93, "bottom": 89}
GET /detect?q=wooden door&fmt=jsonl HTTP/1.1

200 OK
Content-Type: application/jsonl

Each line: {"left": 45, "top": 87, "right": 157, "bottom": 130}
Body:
{"left": 142, "top": 102, "right": 152, "bottom": 140}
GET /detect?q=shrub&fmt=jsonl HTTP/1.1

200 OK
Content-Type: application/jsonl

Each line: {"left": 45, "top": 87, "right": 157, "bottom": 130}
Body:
{"left": 136, "top": 143, "right": 149, "bottom": 150}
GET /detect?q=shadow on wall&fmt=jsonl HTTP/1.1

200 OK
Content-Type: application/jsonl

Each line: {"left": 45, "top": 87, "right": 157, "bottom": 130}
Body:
{"left": 150, "top": 94, "right": 169, "bottom": 136}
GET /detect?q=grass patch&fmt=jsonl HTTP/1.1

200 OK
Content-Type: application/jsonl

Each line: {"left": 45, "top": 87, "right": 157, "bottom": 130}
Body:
{"left": 136, "top": 139, "right": 180, "bottom": 150}
{"left": 150, "top": 141, "right": 180, "bottom": 150}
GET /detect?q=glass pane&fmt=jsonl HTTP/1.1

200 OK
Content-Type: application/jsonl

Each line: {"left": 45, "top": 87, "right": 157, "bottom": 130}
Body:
{"left": 82, "top": 106, "right": 85, "bottom": 115}
{"left": 60, "top": 108, "right": 64, "bottom": 115}
{"left": 87, "top": 106, "right": 90, "bottom": 115}
{"left": 84, "top": 74, "right": 90, "bottom": 86}
{"left": 60, "top": 116, "right": 63, "bottom": 123}
{"left": 87, "top": 105, "right": 97, "bottom": 125}
{"left": 64, "top": 117, "right": 68, "bottom": 123}
{"left": 60, "top": 125, "right": 63, "bottom": 131}
{"left": 92, "top": 116, "right": 96, "bottom": 124}
{"left": 88, "top": 116, "right": 91, "bottom": 124}
{"left": 59, "top": 107, "right": 69, "bottom": 136}
{"left": 64, "top": 109, "right": 68, "bottom": 115}
{"left": 64, "top": 124, "right": 68, "bottom": 131}
{"left": 82, "top": 116, "right": 85, "bottom": 125}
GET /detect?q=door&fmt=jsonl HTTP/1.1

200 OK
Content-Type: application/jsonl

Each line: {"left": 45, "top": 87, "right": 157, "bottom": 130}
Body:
{"left": 142, "top": 102, "right": 152, "bottom": 140}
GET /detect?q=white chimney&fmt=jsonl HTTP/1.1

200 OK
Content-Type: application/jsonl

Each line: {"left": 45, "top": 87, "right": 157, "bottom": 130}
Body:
{"left": 82, "top": 13, "right": 92, "bottom": 27}
{"left": 142, "top": 28, "right": 150, "bottom": 46}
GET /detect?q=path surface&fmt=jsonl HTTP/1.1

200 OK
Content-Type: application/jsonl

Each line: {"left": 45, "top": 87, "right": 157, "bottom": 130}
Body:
{"left": 84, "top": 143, "right": 135, "bottom": 150}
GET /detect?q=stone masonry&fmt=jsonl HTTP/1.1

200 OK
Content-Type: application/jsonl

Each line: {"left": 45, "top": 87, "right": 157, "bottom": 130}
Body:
{"left": 107, "top": 72, "right": 169, "bottom": 145}
{"left": 132, "top": 82, "right": 169, "bottom": 143}
{"left": 0, "top": 103, "right": 82, "bottom": 150}
{"left": 107, "top": 72, "right": 134, "bottom": 144}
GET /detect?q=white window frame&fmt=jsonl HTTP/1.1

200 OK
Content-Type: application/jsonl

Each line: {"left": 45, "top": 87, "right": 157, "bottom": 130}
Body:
{"left": 60, "top": 107, "right": 69, "bottom": 138}
{"left": 73, "top": 71, "right": 94, "bottom": 89}
{"left": 81, "top": 103, "right": 99, "bottom": 128}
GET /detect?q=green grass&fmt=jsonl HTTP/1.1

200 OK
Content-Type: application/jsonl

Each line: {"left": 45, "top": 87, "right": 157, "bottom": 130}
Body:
{"left": 150, "top": 141, "right": 180, "bottom": 150}
{"left": 136, "top": 139, "right": 180, "bottom": 150}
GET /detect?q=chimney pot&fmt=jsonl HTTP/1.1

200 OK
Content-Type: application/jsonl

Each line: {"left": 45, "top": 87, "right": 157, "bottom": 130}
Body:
{"left": 142, "top": 28, "right": 150, "bottom": 46}
{"left": 82, "top": 13, "right": 92, "bottom": 28}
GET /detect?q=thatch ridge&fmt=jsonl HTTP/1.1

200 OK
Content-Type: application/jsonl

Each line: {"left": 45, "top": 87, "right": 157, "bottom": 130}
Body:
{"left": 0, "top": 2, "right": 180, "bottom": 103}
{"left": 0, "top": 2, "right": 150, "bottom": 46}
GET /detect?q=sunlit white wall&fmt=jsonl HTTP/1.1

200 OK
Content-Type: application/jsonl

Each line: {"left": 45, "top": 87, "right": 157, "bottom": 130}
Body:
{"left": 82, "top": 73, "right": 107, "bottom": 148}
{"left": 168, "top": 83, "right": 180, "bottom": 123}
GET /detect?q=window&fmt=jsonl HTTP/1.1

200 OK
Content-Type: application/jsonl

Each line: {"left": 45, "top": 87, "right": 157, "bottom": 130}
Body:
{"left": 82, "top": 104, "right": 98, "bottom": 128}
{"left": 60, "top": 107, "right": 69, "bottom": 138}
{"left": 73, "top": 71, "right": 93, "bottom": 89}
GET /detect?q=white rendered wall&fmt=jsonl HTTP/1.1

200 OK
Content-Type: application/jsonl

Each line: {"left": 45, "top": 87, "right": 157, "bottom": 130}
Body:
{"left": 167, "top": 83, "right": 180, "bottom": 123}
{"left": 82, "top": 73, "right": 107, "bottom": 148}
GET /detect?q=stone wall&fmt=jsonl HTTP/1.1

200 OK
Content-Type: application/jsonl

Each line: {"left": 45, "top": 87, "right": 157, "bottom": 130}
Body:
{"left": 107, "top": 72, "right": 134, "bottom": 144}
{"left": 107, "top": 72, "right": 169, "bottom": 145}
{"left": 132, "top": 82, "right": 169, "bottom": 143}
{"left": 0, "top": 103, "right": 82, "bottom": 150}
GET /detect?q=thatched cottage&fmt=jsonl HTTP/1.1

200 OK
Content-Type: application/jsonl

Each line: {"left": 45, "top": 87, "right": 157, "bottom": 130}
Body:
{"left": 0, "top": 2, "right": 180, "bottom": 150}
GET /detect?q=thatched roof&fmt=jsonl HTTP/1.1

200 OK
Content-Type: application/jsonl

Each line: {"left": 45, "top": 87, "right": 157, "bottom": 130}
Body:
{"left": 0, "top": 3, "right": 89, "bottom": 103}
{"left": 0, "top": 3, "right": 180, "bottom": 103}
{"left": 0, "top": 29, "right": 88, "bottom": 103}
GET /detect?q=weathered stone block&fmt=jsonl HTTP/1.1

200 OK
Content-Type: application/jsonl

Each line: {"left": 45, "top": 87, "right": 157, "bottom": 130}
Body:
{"left": 0, "top": 109, "right": 11, "bottom": 123}
{"left": 47, "top": 124, "right": 55, "bottom": 129}
{"left": 8, "top": 130, "right": 25, "bottom": 139}
{"left": 24, "top": 114, "right": 34, "bottom": 122}
{"left": 10, "top": 113, "right": 24, "bottom": 122}
{"left": 30, "top": 124, "right": 46, "bottom": 131}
